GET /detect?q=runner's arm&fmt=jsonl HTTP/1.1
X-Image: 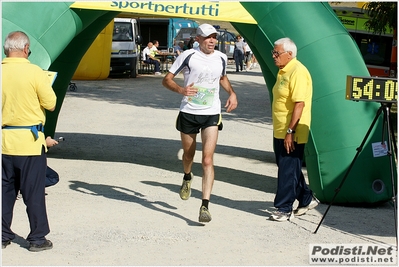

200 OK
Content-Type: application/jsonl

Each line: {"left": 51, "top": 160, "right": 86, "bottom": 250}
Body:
{"left": 220, "top": 75, "right": 238, "bottom": 113}
{"left": 162, "top": 73, "right": 197, "bottom": 96}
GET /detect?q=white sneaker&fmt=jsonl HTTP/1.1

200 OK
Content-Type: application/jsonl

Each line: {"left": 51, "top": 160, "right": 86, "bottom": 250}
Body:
{"left": 155, "top": 72, "right": 162, "bottom": 75}
{"left": 294, "top": 197, "right": 320, "bottom": 216}
{"left": 269, "top": 210, "right": 293, "bottom": 222}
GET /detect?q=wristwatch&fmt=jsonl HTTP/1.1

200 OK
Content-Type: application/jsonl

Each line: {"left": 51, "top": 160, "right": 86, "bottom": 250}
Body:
{"left": 287, "top": 128, "right": 295, "bottom": 134}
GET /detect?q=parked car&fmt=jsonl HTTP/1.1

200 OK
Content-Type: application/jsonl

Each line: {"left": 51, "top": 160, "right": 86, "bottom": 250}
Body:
{"left": 174, "top": 27, "right": 236, "bottom": 59}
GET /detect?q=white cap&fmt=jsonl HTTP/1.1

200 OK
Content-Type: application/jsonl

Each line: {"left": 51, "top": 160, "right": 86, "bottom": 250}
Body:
{"left": 196, "top": 24, "right": 218, "bottom": 37}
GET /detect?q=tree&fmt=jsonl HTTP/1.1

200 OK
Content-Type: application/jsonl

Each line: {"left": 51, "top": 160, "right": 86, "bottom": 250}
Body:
{"left": 362, "top": 2, "right": 397, "bottom": 136}
{"left": 363, "top": 2, "right": 397, "bottom": 78}
{"left": 362, "top": 2, "right": 397, "bottom": 35}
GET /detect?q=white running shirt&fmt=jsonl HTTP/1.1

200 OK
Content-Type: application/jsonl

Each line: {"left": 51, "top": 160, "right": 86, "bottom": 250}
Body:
{"left": 168, "top": 48, "right": 227, "bottom": 115}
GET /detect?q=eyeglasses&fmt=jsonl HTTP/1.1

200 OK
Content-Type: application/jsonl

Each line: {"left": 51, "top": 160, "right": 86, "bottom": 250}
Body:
{"left": 271, "top": 50, "right": 287, "bottom": 57}
{"left": 28, "top": 49, "right": 31, "bottom": 57}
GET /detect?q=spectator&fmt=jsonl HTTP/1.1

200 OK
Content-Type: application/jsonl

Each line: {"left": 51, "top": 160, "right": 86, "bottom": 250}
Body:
{"left": 151, "top": 40, "right": 164, "bottom": 56}
{"left": 142, "top": 42, "right": 161, "bottom": 75}
{"left": 174, "top": 41, "right": 184, "bottom": 58}
{"left": 233, "top": 35, "right": 245, "bottom": 72}
{"left": 269, "top": 37, "right": 318, "bottom": 222}
{"left": 244, "top": 42, "right": 253, "bottom": 71}
{"left": 2, "top": 31, "right": 56, "bottom": 251}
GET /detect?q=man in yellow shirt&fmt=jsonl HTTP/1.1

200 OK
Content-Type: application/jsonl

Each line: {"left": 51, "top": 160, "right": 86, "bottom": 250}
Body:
{"left": 269, "top": 37, "right": 318, "bottom": 222}
{"left": 2, "top": 31, "right": 57, "bottom": 251}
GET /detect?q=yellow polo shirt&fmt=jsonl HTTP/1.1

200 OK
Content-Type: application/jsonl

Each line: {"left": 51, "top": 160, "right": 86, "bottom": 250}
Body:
{"left": 272, "top": 57, "right": 312, "bottom": 144}
{"left": 2, "top": 57, "right": 57, "bottom": 155}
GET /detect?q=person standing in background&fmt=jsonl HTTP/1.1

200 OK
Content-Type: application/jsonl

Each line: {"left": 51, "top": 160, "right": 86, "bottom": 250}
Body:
{"left": 269, "top": 37, "right": 318, "bottom": 222}
{"left": 233, "top": 35, "right": 245, "bottom": 72}
{"left": 2, "top": 31, "right": 57, "bottom": 251}
{"left": 244, "top": 42, "right": 253, "bottom": 71}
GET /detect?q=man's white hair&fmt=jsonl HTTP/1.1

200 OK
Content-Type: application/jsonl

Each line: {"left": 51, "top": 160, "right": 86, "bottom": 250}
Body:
{"left": 3, "top": 31, "right": 30, "bottom": 55}
{"left": 274, "top": 37, "right": 297, "bottom": 58}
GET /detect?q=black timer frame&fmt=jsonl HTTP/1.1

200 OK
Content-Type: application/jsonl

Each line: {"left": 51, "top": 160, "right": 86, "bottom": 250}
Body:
{"left": 314, "top": 78, "right": 398, "bottom": 248}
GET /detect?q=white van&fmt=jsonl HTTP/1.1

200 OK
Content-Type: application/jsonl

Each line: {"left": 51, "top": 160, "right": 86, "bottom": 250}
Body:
{"left": 110, "top": 18, "right": 142, "bottom": 78}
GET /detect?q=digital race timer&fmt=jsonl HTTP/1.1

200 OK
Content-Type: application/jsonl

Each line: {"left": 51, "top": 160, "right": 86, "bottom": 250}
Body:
{"left": 346, "top": 76, "right": 398, "bottom": 103}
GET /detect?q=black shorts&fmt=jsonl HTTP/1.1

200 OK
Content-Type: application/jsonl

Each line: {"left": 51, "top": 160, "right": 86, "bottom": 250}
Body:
{"left": 176, "top": 112, "right": 223, "bottom": 134}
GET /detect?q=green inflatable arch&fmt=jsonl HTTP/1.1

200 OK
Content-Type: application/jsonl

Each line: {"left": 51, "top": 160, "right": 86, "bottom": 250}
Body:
{"left": 2, "top": 2, "right": 396, "bottom": 204}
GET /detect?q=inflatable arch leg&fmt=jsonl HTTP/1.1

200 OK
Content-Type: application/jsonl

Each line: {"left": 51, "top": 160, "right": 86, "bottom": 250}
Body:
{"left": 232, "top": 2, "right": 396, "bottom": 204}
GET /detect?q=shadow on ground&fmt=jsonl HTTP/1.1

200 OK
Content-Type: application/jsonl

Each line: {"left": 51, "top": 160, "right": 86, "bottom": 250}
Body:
{"left": 49, "top": 132, "right": 277, "bottom": 194}
{"left": 68, "top": 179, "right": 272, "bottom": 224}
{"left": 50, "top": 132, "right": 397, "bottom": 239}
{"left": 68, "top": 180, "right": 204, "bottom": 226}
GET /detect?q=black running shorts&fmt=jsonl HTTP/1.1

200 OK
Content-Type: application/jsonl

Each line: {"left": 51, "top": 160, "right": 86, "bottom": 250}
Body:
{"left": 176, "top": 112, "right": 223, "bottom": 134}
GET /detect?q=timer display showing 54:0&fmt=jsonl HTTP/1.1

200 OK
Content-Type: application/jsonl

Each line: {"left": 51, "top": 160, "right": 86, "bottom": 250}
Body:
{"left": 346, "top": 76, "right": 398, "bottom": 103}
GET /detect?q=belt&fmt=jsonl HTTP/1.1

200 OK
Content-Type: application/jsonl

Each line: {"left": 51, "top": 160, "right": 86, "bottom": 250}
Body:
{"left": 2, "top": 124, "right": 44, "bottom": 140}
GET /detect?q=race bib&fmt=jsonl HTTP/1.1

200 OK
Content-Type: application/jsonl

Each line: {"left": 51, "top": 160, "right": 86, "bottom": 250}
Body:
{"left": 188, "top": 86, "right": 215, "bottom": 106}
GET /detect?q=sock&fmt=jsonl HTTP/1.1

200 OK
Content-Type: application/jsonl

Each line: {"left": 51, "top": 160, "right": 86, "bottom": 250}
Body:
{"left": 183, "top": 172, "right": 192, "bottom": 181}
{"left": 202, "top": 199, "right": 209, "bottom": 209}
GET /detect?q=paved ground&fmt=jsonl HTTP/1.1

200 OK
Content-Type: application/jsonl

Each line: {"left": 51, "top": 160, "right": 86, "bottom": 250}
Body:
{"left": 2, "top": 64, "right": 397, "bottom": 266}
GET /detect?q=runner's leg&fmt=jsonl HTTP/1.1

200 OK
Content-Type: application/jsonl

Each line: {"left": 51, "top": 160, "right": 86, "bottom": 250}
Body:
{"left": 200, "top": 126, "right": 218, "bottom": 200}
{"left": 180, "top": 132, "right": 197, "bottom": 174}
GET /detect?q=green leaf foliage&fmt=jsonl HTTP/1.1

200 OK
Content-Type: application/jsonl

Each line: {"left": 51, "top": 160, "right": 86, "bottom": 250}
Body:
{"left": 363, "top": 2, "right": 397, "bottom": 35}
